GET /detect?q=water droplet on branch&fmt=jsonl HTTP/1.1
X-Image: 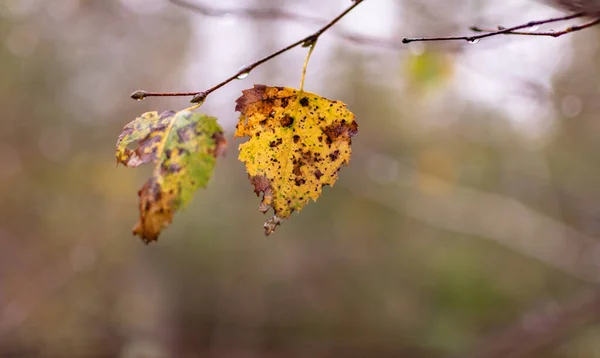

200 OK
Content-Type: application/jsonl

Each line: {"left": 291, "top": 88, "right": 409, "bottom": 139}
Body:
{"left": 236, "top": 66, "right": 252, "bottom": 79}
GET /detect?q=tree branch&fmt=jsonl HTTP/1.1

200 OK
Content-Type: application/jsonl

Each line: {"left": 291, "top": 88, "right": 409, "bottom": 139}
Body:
{"left": 166, "top": 0, "right": 439, "bottom": 50}
{"left": 131, "top": 0, "right": 366, "bottom": 103}
{"left": 470, "top": 17, "right": 600, "bottom": 38}
{"left": 169, "top": 0, "right": 324, "bottom": 25}
{"left": 345, "top": 151, "right": 600, "bottom": 284}
{"left": 459, "top": 289, "right": 600, "bottom": 358}
{"left": 402, "top": 12, "right": 591, "bottom": 44}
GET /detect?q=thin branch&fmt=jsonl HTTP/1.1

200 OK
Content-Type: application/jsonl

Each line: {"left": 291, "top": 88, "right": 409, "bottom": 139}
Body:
{"left": 169, "top": 0, "right": 324, "bottom": 25}
{"left": 402, "top": 12, "right": 587, "bottom": 43}
{"left": 171, "top": 0, "right": 408, "bottom": 49}
{"left": 459, "top": 289, "right": 600, "bottom": 358}
{"left": 167, "top": 0, "right": 451, "bottom": 50}
{"left": 345, "top": 150, "right": 600, "bottom": 283}
{"left": 130, "top": 90, "right": 198, "bottom": 100}
{"left": 470, "top": 17, "right": 600, "bottom": 38}
{"left": 131, "top": 0, "right": 366, "bottom": 103}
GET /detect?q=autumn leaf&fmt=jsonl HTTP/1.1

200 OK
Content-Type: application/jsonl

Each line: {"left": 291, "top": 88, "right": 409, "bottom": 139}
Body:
{"left": 116, "top": 108, "right": 226, "bottom": 243}
{"left": 235, "top": 85, "right": 358, "bottom": 235}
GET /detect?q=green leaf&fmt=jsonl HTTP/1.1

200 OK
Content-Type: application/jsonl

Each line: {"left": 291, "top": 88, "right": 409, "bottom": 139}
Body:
{"left": 116, "top": 107, "right": 226, "bottom": 243}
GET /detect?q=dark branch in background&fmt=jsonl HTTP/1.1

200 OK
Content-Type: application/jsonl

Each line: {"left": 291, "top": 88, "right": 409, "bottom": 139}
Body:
{"left": 169, "top": 0, "right": 323, "bottom": 25}
{"left": 402, "top": 12, "right": 598, "bottom": 43}
{"left": 459, "top": 289, "right": 600, "bottom": 358}
{"left": 131, "top": 0, "right": 366, "bottom": 103}
{"left": 169, "top": 0, "right": 404, "bottom": 49}
{"left": 470, "top": 16, "right": 600, "bottom": 38}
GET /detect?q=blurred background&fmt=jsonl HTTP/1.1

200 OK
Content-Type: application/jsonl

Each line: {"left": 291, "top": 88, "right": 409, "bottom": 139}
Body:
{"left": 2, "top": 0, "right": 600, "bottom": 357}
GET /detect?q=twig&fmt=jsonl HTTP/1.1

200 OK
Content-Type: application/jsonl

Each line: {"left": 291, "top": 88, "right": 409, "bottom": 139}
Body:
{"left": 345, "top": 150, "right": 600, "bottom": 283}
{"left": 402, "top": 12, "right": 587, "bottom": 43}
{"left": 131, "top": 0, "right": 366, "bottom": 103}
{"left": 470, "top": 17, "right": 600, "bottom": 38}
{"left": 458, "top": 289, "right": 600, "bottom": 358}
{"left": 168, "top": 0, "right": 403, "bottom": 50}
{"left": 169, "top": 0, "right": 324, "bottom": 25}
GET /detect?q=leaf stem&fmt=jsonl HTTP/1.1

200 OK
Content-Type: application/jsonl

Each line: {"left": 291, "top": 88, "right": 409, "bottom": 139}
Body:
{"left": 131, "top": 0, "right": 366, "bottom": 103}
{"left": 299, "top": 39, "right": 317, "bottom": 92}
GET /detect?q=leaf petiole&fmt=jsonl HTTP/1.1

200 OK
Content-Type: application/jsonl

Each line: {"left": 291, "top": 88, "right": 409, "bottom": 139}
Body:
{"left": 300, "top": 39, "right": 317, "bottom": 92}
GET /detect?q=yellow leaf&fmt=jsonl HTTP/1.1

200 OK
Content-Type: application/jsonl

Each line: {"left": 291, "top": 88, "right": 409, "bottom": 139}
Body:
{"left": 116, "top": 108, "right": 226, "bottom": 243}
{"left": 235, "top": 85, "right": 358, "bottom": 235}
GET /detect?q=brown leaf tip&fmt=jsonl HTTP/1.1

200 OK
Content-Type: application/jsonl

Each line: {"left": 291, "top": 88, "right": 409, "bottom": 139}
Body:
{"left": 264, "top": 216, "right": 282, "bottom": 236}
{"left": 133, "top": 179, "right": 174, "bottom": 244}
{"left": 249, "top": 175, "right": 271, "bottom": 196}
{"left": 250, "top": 175, "right": 274, "bottom": 214}
{"left": 235, "top": 84, "right": 267, "bottom": 113}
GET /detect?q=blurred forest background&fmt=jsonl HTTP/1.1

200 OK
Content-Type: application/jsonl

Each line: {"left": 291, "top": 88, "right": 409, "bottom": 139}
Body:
{"left": 3, "top": 0, "right": 600, "bottom": 357}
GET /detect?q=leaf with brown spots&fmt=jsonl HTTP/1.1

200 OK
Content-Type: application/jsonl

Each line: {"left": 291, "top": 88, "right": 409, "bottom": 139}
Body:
{"left": 116, "top": 107, "right": 226, "bottom": 243}
{"left": 235, "top": 85, "right": 358, "bottom": 235}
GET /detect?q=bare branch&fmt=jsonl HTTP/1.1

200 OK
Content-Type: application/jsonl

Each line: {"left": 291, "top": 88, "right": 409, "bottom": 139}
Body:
{"left": 345, "top": 151, "right": 600, "bottom": 283}
{"left": 131, "top": 0, "right": 367, "bottom": 102}
{"left": 471, "top": 17, "right": 600, "bottom": 38}
{"left": 169, "top": 0, "right": 323, "bottom": 25}
{"left": 402, "top": 12, "right": 590, "bottom": 44}
{"left": 459, "top": 289, "right": 600, "bottom": 358}
{"left": 168, "top": 0, "right": 404, "bottom": 50}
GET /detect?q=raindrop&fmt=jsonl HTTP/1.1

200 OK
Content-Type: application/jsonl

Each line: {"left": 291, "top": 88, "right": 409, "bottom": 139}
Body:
{"left": 467, "top": 38, "right": 480, "bottom": 44}
{"left": 236, "top": 66, "right": 252, "bottom": 79}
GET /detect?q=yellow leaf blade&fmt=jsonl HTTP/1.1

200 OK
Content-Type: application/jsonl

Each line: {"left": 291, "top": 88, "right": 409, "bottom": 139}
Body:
{"left": 235, "top": 85, "right": 358, "bottom": 235}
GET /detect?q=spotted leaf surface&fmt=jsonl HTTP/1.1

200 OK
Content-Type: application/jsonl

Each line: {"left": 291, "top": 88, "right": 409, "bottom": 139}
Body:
{"left": 235, "top": 85, "right": 358, "bottom": 235}
{"left": 116, "top": 109, "right": 226, "bottom": 243}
